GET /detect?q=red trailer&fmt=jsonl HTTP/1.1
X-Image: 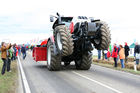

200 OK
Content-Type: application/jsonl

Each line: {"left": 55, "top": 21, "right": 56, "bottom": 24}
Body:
{"left": 32, "top": 38, "right": 49, "bottom": 62}
{"left": 33, "top": 47, "right": 47, "bottom": 62}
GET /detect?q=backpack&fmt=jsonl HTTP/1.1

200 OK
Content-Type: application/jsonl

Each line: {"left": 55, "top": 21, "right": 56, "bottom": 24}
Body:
{"left": 7, "top": 50, "right": 10, "bottom": 57}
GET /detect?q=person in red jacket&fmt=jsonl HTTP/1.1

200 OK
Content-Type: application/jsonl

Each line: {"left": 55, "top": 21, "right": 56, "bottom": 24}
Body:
{"left": 16, "top": 46, "right": 18, "bottom": 57}
{"left": 107, "top": 48, "right": 111, "bottom": 61}
{"left": 112, "top": 44, "right": 118, "bottom": 67}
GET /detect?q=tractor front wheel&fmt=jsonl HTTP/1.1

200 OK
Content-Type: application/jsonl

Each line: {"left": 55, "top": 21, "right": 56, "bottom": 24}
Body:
{"left": 75, "top": 52, "right": 92, "bottom": 70}
{"left": 47, "top": 41, "right": 61, "bottom": 71}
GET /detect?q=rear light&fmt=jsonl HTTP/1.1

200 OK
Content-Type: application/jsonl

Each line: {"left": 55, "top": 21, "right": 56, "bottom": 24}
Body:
{"left": 69, "top": 22, "right": 74, "bottom": 33}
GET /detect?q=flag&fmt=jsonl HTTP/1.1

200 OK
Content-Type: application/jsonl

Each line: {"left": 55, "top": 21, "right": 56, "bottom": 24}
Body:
{"left": 109, "top": 44, "right": 112, "bottom": 52}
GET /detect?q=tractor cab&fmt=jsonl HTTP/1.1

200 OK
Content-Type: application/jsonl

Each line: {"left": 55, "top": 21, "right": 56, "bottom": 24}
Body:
{"left": 52, "top": 17, "right": 73, "bottom": 29}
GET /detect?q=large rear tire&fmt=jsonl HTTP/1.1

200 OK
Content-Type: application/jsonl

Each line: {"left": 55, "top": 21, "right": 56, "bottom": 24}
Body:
{"left": 54, "top": 25, "right": 74, "bottom": 56}
{"left": 75, "top": 52, "right": 92, "bottom": 70}
{"left": 93, "top": 21, "right": 111, "bottom": 50}
{"left": 47, "top": 41, "right": 61, "bottom": 71}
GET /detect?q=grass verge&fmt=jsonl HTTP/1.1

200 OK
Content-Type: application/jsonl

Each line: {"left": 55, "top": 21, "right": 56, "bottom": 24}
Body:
{"left": 0, "top": 56, "right": 18, "bottom": 93}
{"left": 93, "top": 62, "right": 140, "bottom": 75}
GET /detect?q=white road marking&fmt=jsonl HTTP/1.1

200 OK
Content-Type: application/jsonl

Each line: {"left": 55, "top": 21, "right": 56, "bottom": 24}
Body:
{"left": 73, "top": 71, "right": 122, "bottom": 93}
{"left": 27, "top": 51, "right": 32, "bottom": 56}
{"left": 18, "top": 56, "right": 31, "bottom": 93}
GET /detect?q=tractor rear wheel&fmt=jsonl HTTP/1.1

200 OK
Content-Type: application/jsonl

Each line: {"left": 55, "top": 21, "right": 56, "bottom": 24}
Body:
{"left": 93, "top": 21, "right": 111, "bottom": 50}
{"left": 54, "top": 25, "right": 74, "bottom": 56}
{"left": 75, "top": 52, "right": 92, "bottom": 70}
{"left": 47, "top": 41, "right": 61, "bottom": 71}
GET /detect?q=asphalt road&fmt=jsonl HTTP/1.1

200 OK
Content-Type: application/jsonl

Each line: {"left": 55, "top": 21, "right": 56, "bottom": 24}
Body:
{"left": 19, "top": 52, "right": 140, "bottom": 93}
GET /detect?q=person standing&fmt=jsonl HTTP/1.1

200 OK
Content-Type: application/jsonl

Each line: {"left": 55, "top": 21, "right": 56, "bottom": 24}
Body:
{"left": 107, "top": 48, "right": 111, "bottom": 61}
{"left": 18, "top": 45, "right": 21, "bottom": 55}
{"left": 11, "top": 46, "right": 14, "bottom": 61}
{"left": 119, "top": 45, "right": 125, "bottom": 68}
{"left": 134, "top": 42, "right": 140, "bottom": 65}
{"left": 16, "top": 45, "right": 18, "bottom": 57}
{"left": 13, "top": 44, "right": 17, "bottom": 60}
{"left": 116, "top": 45, "right": 120, "bottom": 62}
{"left": 124, "top": 42, "right": 130, "bottom": 63}
{"left": 112, "top": 44, "right": 118, "bottom": 67}
{"left": 1, "top": 42, "right": 11, "bottom": 75}
{"left": 21, "top": 44, "right": 26, "bottom": 60}
{"left": 104, "top": 50, "right": 108, "bottom": 60}
{"left": 7, "top": 47, "right": 13, "bottom": 72}
{"left": 107, "top": 45, "right": 112, "bottom": 61}
{"left": 98, "top": 50, "right": 101, "bottom": 60}
{"left": 102, "top": 50, "right": 105, "bottom": 60}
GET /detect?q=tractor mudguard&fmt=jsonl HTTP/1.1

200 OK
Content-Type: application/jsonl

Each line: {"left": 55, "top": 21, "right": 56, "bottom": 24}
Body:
{"left": 53, "top": 43, "right": 59, "bottom": 56}
{"left": 47, "top": 36, "right": 60, "bottom": 56}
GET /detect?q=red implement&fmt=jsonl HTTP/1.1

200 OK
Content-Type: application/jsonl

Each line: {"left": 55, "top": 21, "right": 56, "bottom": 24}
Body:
{"left": 32, "top": 47, "right": 47, "bottom": 62}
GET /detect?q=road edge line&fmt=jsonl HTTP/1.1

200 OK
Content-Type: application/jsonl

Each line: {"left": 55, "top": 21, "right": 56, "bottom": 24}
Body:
{"left": 73, "top": 71, "right": 122, "bottom": 93}
{"left": 17, "top": 56, "right": 31, "bottom": 93}
{"left": 17, "top": 58, "right": 24, "bottom": 93}
{"left": 92, "top": 64, "right": 140, "bottom": 78}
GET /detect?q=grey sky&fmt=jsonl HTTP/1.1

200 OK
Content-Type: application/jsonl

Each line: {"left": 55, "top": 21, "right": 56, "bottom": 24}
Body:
{"left": 0, "top": 0, "right": 140, "bottom": 45}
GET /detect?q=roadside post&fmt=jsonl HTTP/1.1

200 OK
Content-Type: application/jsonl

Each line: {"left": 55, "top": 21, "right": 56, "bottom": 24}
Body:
{"left": 134, "top": 60, "right": 137, "bottom": 71}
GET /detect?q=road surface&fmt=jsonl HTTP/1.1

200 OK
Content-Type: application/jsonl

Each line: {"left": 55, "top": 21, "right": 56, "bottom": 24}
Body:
{"left": 19, "top": 52, "right": 140, "bottom": 93}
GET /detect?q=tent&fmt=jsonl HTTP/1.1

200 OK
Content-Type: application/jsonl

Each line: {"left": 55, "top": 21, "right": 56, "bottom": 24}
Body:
{"left": 129, "top": 43, "right": 135, "bottom": 48}
{"left": 129, "top": 43, "right": 135, "bottom": 56}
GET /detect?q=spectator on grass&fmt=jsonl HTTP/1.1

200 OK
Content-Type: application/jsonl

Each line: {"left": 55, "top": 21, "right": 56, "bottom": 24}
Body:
{"left": 104, "top": 50, "right": 108, "bottom": 60}
{"left": 112, "top": 43, "right": 118, "bottom": 67}
{"left": 102, "top": 50, "right": 105, "bottom": 60}
{"left": 116, "top": 45, "right": 120, "bottom": 62}
{"left": 119, "top": 45, "right": 125, "bottom": 68}
{"left": 16, "top": 45, "right": 18, "bottom": 57}
{"left": 13, "top": 44, "right": 17, "bottom": 60}
{"left": 11, "top": 46, "right": 14, "bottom": 61}
{"left": 134, "top": 42, "right": 140, "bottom": 65}
{"left": 7, "top": 47, "right": 13, "bottom": 72}
{"left": 107, "top": 48, "right": 111, "bottom": 61}
{"left": 98, "top": 50, "right": 101, "bottom": 60}
{"left": 124, "top": 42, "right": 130, "bottom": 63}
{"left": 1, "top": 42, "right": 11, "bottom": 75}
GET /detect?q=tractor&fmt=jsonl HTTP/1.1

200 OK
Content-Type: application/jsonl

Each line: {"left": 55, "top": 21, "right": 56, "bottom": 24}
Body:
{"left": 33, "top": 13, "right": 111, "bottom": 71}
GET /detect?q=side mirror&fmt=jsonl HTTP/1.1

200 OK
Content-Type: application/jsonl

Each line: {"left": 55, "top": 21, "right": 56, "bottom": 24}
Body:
{"left": 50, "top": 16, "right": 54, "bottom": 22}
{"left": 56, "top": 12, "right": 60, "bottom": 16}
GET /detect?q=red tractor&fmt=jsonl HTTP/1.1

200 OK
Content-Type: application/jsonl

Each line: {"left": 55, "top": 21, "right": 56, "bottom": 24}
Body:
{"left": 33, "top": 13, "right": 111, "bottom": 71}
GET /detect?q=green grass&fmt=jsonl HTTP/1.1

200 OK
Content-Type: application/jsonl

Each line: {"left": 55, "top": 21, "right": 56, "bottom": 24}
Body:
{"left": 128, "top": 56, "right": 135, "bottom": 58}
{"left": 93, "top": 55, "right": 98, "bottom": 59}
{"left": 93, "top": 62, "right": 140, "bottom": 75}
{"left": 0, "top": 55, "right": 18, "bottom": 93}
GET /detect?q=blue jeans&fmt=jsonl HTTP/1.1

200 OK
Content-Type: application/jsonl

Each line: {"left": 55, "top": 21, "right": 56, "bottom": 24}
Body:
{"left": 136, "top": 59, "right": 139, "bottom": 65}
{"left": 116, "top": 56, "right": 119, "bottom": 62}
{"left": 98, "top": 50, "right": 101, "bottom": 60}
{"left": 120, "top": 59, "right": 125, "bottom": 68}
{"left": 18, "top": 50, "right": 21, "bottom": 55}
{"left": 1, "top": 58, "right": 7, "bottom": 75}
{"left": 105, "top": 53, "right": 107, "bottom": 59}
{"left": 22, "top": 53, "right": 26, "bottom": 59}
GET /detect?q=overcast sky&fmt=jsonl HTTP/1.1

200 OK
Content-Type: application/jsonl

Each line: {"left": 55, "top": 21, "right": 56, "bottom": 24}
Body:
{"left": 0, "top": 0, "right": 140, "bottom": 45}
